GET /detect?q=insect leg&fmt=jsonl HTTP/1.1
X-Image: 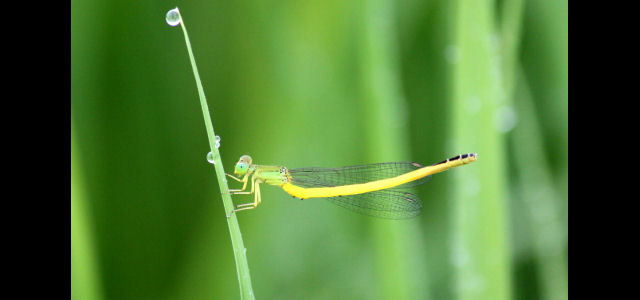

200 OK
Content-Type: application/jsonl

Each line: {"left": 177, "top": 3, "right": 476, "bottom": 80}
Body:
{"left": 232, "top": 179, "right": 263, "bottom": 212}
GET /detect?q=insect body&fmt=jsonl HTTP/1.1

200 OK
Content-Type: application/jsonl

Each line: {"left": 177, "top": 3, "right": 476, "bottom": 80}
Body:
{"left": 226, "top": 153, "right": 477, "bottom": 219}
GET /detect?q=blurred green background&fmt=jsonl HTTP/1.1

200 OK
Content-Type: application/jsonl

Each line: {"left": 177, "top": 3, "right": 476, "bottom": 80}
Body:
{"left": 71, "top": 0, "right": 567, "bottom": 299}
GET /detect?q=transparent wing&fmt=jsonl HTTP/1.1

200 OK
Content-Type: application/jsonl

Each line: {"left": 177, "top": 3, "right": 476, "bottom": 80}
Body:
{"left": 289, "top": 162, "right": 431, "bottom": 190}
{"left": 289, "top": 162, "right": 427, "bottom": 219}
{"left": 324, "top": 190, "right": 422, "bottom": 219}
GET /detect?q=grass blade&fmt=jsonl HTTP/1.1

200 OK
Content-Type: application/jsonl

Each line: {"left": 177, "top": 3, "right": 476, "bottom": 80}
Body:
{"left": 169, "top": 8, "right": 255, "bottom": 300}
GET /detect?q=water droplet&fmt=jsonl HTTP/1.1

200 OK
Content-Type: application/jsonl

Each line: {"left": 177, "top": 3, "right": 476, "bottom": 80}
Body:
{"left": 488, "top": 34, "right": 500, "bottom": 52}
{"left": 494, "top": 105, "right": 518, "bottom": 133}
{"left": 459, "top": 173, "right": 480, "bottom": 197}
{"left": 166, "top": 8, "right": 181, "bottom": 26}
{"left": 445, "top": 45, "right": 460, "bottom": 64}
{"left": 461, "top": 274, "right": 486, "bottom": 292}
{"left": 206, "top": 151, "right": 215, "bottom": 164}
{"left": 465, "top": 96, "right": 481, "bottom": 115}
{"left": 468, "top": 178, "right": 480, "bottom": 197}
{"left": 215, "top": 135, "right": 221, "bottom": 149}
{"left": 451, "top": 243, "right": 470, "bottom": 267}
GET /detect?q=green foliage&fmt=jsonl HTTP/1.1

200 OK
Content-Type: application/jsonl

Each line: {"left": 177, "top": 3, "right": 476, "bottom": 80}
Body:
{"left": 71, "top": 0, "right": 568, "bottom": 299}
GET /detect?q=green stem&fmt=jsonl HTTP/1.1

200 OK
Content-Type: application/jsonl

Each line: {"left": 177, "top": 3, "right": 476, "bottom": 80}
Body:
{"left": 173, "top": 8, "right": 255, "bottom": 300}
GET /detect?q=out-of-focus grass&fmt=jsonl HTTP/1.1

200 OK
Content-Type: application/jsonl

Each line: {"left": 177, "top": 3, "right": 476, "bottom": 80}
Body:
{"left": 71, "top": 133, "right": 103, "bottom": 300}
{"left": 71, "top": 0, "right": 568, "bottom": 299}
{"left": 357, "top": 0, "right": 429, "bottom": 299}
{"left": 510, "top": 70, "right": 567, "bottom": 300}
{"left": 449, "top": 0, "right": 511, "bottom": 300}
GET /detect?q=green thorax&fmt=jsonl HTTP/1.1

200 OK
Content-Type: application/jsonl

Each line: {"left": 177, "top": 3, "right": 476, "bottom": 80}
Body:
{"left": 251, "top": 164, "right": 290, "bottom": 186}
{"left": 232, "top": 155, "right": 291, "bottom": 186}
